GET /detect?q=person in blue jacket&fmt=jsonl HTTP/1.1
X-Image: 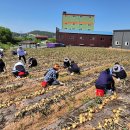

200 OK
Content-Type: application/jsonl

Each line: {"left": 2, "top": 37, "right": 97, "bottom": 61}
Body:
{"left": 95, "top": 68, "right": 115, "bottom": 93}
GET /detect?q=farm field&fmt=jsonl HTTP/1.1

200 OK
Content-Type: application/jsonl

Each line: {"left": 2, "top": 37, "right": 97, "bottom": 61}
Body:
{"left": 0, "top": 46, "right": 130, "bottom": 130}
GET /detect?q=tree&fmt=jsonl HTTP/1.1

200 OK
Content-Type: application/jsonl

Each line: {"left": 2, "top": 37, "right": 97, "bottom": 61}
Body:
{"left": 0, "top": 26, "right": 13, "bottom": 43}
{"left": 47, "top": 38, "right": 56, "bottom": 43}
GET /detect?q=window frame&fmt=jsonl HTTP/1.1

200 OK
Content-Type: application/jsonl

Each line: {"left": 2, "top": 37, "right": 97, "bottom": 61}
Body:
{"left": 115, "top": 41, "right": 120, "bottom": 46}
{"left": 100, "top": 37, "right": 105, "bottom": 41}
{"left": 125, "top": 41, "right": 129, "bottom": 46}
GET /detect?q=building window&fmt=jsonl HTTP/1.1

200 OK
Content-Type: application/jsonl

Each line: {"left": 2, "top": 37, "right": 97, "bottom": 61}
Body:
{"left": 100, "top": 38, "right": 104, "bottom": 40}
{"left": 59, "top": 35, "right": 64, "bottom": 39}
{"left": 80, "top": 36, "right": 82, "bottom": 40}
{"left": 125, "top": 41, "right": 129, "bottom": 46}
{"left": 115, "top": 41, "right": 120, "bottom": 46}
{"left": 69, "top": 36, "right": 74, "bottom": 40}
{"left": 89, "top": 37, "right": 95, "bottom": 40}
{"left": 92, "top": 37, "right": 95, "bottom": 40}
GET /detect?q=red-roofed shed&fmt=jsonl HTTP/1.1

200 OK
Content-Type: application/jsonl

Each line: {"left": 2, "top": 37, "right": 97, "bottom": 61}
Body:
{"left": 35, "top": 35, "right": 48, "bottom": 40}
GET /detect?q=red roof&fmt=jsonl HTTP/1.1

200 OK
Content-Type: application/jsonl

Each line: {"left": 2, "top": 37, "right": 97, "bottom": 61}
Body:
{"left": 35, "top": 35, "right": 48, "bottom": 39}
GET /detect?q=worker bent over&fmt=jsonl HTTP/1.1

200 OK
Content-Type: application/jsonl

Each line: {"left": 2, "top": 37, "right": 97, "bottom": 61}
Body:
{"left": 112, "top": 62, "right": 127, "bottom": 80}
{"left": 42, "top": 64, "right": 64, "bottom": 88}
{"left": 68, "top": 60, "right": 80, "bottom": 75}
{"left": 12, "top": 61, "right": 29, "bottom": 78}
{"left": 0, "top": 58, "right": 6, "bottom": 73}
{"left": 63, "top": 58, "right": 71, "bottom": 68}
{"left": 95, "top": 68, "right": 115, "bottom": 96}
{"left": 28, "top": 57, "right": 37, "bottom": 68}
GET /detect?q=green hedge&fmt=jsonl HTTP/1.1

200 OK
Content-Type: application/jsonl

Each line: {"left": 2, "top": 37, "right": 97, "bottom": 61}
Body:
{"left": 0, "top": 42, "right": 14, "bottom": 50}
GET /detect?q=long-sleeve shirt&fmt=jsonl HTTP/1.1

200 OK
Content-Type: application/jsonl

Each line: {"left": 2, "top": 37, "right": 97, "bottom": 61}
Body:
{"left": 17, "top": 48, "right": 25, "bottom": 56}
{"left": 0, "top": 60, "right": 5, "bottom": 72}
{"left": 95, "top": 70, "right": 114, "bottom": 87}
{"left": 0, "top": 51, "right": 3, "bottom": 57}
{"left": 70, "top": 63, "right": 80, "bottom": 71}
{"left": 64, "top": 60, "right": 71, "bottom": 68}
{"left": 112, "top": 65, "right": 127, "bottom": 79}
{"left": 44, "top": 68, "right": 57, "bottom": 82}
{"left": 28, "top": 57, "right": 37, "bottom": 67}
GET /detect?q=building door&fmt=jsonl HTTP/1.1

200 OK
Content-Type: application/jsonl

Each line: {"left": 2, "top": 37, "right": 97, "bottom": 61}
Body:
{"left": 113, "top": 31, "right": 124, "bottom": 48}
{"left": 122, "top": 32, "right": 130, "bottom": 49}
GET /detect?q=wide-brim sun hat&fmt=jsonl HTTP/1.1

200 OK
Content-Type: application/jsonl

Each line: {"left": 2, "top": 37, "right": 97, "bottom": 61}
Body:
{"left": 64, "top": 58, "right": 69, "bottom": 62}
{"left": 112, "top": 64, "right": 121, "bottom": 72}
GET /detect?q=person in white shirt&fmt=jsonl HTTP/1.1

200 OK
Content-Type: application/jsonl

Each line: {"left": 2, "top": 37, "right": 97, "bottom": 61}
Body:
{"left": 12, "top": 61, "right": 29, "bottom": 78}
{"left": 17, "top": 45, "right": 26, "bottom": 63}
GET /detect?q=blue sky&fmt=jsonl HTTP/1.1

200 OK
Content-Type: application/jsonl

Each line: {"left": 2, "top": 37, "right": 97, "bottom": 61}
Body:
{"left": 0, "top": 0, "right": 130, "bottom": 33}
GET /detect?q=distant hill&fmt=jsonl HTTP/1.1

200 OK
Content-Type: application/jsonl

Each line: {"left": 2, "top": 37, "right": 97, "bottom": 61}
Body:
{"left": 12, "top": 32, "right": 27, "bottom": 37}
{"left": 13, "top": 30, "right": 56, "bottom": 38}
{"left": 29, "top": 30, "right": 55, "bottom": 38}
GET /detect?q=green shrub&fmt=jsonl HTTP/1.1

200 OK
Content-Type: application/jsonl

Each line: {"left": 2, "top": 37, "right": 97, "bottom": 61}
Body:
{"left": 0, "top": 42, "right": 14, "bottom": 50}
{"left": 47, "top": 38, "right": 56, "bottom": 43}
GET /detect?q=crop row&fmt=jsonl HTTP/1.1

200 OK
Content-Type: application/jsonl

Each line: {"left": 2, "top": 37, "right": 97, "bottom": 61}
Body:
{"left": 0, "top": 82, "right": 23, "bottom": 93}
{"left": 1, "top": 61, "right": 130, "bottom": 110}
{"left": 61, "top": 93, "right": 118, "bottom": 130}
{"left": 14, "top": 78, "right": 97, "bottom": 119}
{"left": 96, "top": 107, "right": 128, "bottom": 130}
{"left": 0, "top": 86, "right": 57, "bottom": 109}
